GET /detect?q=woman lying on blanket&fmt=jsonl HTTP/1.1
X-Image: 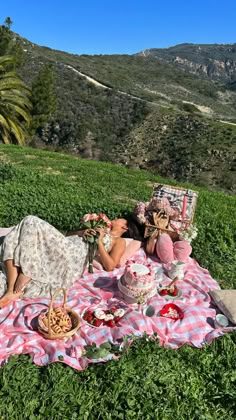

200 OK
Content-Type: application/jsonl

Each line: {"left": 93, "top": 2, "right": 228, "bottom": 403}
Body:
{"left": 0, "top": 215, "right": 140, "bottom": 308}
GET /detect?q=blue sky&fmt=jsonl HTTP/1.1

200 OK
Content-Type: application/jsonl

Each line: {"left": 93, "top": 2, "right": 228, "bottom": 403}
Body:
{"left": 0, "top": 0, "right": 236, "bottom": 55}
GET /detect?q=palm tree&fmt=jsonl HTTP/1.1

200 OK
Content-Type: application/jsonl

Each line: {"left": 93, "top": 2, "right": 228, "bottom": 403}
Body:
{"left": 0, "top": 56, "right": 31, "bottom": 145}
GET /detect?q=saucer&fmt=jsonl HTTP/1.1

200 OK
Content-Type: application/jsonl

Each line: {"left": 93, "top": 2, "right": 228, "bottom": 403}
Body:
{"left": 157, "top": 287, "right": 182, "bottom": 300}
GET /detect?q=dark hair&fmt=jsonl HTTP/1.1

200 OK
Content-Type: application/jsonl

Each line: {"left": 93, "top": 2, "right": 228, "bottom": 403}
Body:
{"left": 122, "top": 215, "right": 145, "bottom": 241}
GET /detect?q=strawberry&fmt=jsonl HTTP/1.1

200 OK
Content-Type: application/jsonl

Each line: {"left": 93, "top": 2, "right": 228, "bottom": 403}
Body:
{"left": 106, "top": 320, "right": 116, "bottom": 328}
{"left": 172, "top": 286, "right": 178, "bottom": 297}
{"left": 114, "top": 316, "right": 121, "bottom": 323}
{"left": 94, "top": 319, "right": 103, "bottom": 327}
{"left": 160, "top": 289, "right": 168, "bottom": 296}
{"left": 168, "top": 286, "right": 178, "bottom": 296}
{"left": 86, "top": 310, "right": 93, "bottom": 315}
{"left": 111, "top": 307, "right": 117, "bottom": 312}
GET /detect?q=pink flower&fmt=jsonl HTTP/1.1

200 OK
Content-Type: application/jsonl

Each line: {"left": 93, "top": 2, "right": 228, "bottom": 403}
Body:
{"left": 98, "top": 213, "right": 109, "bottom": 222}
{"left": 81, "top": 214, "right": 91, "bottom": 223}
{"left": 134, "top": 202, "right": 148, "bottom": 225}
{"left": 90, "top": 213, "right": 98, "bottom": 220}
{"left": 81, "top": 213, "right": 99, "bottom": 223}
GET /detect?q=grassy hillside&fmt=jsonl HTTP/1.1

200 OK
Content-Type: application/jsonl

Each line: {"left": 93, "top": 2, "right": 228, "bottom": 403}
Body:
{"left": 0, "top": 145, "right": 236, "bottom": 419}
{"left": 119, "top": 109, "right": 236, "bottom": 193}
{"left": 0, "top": 33, "right": 227, "bottom": 195}
{"left": 14, "top": 36, "right": 236, "bottom": 194}
{"left": 0, "top": 144, "right": 235, "bottom": 285}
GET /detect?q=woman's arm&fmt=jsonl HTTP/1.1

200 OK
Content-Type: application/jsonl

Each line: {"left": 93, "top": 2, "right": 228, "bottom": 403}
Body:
{"left": 65, "top": 229, "right": 84, "bottom": 237}
{"left": 65, "top": 228, "right": 96, "bottom": 237}
{"left": 98, "top": 236, "right": 126, "bottom": 272}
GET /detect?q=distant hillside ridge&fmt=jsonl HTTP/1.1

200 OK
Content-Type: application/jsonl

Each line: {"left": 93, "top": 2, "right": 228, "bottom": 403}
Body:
{"left": 137, "top": 43, "right": 236, "bottom": 86}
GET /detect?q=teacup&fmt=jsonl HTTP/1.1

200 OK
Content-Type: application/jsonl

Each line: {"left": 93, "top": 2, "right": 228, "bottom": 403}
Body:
{"left": 167, "top": 260, "right": 185, "bottom": 280}
{"left": 214, "top": 314, "right": 229, "bottom": 329}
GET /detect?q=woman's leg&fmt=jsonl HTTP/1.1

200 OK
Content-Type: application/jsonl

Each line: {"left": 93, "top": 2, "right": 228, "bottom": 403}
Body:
{"left": 14, "top": 271, "right": 31, "bottom": 293}
{"left": 0, "top": 260, "right": 22, "bottom": 308}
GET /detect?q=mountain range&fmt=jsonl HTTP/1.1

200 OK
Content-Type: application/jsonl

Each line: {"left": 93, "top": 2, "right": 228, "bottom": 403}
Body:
{"left": 15, "top": 35, "right": 236, "bottom": 193}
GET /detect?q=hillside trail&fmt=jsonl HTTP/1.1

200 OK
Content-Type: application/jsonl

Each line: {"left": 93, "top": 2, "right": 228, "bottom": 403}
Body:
{"left": 219, "top": 120, "right": 236, "bottom": 126}
{"left": 64, "top": 64, "right": 236, "bottom": 124}
{"left": 64, "top": 64, "right": 164, "bottom": 107}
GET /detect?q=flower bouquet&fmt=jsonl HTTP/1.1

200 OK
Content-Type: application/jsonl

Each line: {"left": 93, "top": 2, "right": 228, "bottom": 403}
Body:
{"left": 179, "top": 223, "right": 198, "bottom": 243}
{"left": 80, "top": 213, "right": 112, "bottom": 273}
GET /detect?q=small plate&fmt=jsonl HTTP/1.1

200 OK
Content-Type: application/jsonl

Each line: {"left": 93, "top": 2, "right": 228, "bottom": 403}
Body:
{"left": 159, "top": 303, "right": 184, "bottom": 320}
{"left": 157, "top": 287, "right": 182, "bottom": 300}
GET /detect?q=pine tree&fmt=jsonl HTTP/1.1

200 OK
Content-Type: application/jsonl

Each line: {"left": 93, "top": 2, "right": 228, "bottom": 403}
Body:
{"left": 30, "top": 64, "right": 57, "bottom": 135}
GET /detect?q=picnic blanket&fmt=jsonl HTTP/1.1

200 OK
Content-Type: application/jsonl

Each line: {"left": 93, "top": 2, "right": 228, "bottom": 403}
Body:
{"left": 0, "top": 248, "right": 234, "bottom": 370}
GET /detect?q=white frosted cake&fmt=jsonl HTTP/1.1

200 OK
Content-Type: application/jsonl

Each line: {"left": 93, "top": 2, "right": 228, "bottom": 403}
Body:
{"left": 118, "top": 261, "right": 156, "bottom": 304}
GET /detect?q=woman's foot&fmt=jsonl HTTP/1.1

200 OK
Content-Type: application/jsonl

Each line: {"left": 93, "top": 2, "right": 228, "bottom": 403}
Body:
{"left": 0, "top": 290, "right": 23, "bottom": 308}
{"left": 14, "top": 273, "right": 31, "bottom": 293}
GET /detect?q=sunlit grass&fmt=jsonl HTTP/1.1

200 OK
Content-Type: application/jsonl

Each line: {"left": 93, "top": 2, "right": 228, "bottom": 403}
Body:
{"left": 0, "top": 144, "right": 235, "bottom": 419}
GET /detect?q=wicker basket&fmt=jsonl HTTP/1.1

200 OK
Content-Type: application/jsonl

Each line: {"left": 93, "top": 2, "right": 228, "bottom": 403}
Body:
{"left": 144, "top": 183, "right": 198, "bottom": 239}
{"left": 38, "top": 288, "right": 80, "bottom": 340}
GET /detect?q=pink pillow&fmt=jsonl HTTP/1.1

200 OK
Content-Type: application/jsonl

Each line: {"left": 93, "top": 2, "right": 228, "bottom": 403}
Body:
{"left": 0, "top": 227, "right": 14, "bottom": 237}
{"left": 118, "top": 238, "right": 142, "bottom": 267}
{"left": 173, "top": 240, "right": 192, "bottom": 262}
{"left": 155, "top": 233, "right": 192, "bottom": 263}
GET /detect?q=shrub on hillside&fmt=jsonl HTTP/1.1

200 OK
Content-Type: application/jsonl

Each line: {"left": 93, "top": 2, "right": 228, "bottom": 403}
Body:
{"left": 0, "top": 162, "right": 17, "bottom": 182}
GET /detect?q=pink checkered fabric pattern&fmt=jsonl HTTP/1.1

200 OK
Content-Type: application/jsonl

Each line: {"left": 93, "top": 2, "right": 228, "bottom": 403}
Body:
{"left": 0, "top": 248, "right": 233, "bottom": 370}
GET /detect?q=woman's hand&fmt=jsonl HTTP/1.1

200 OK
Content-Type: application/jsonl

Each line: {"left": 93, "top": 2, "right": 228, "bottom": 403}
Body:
{"left": 83, "top": 228, "right": 96, "bottom": 239}
{"left": 96, "top": 227, "right": 105, "bottom": 242}
{"left": 150, "top": 229, "right": 159, "bottom": 240}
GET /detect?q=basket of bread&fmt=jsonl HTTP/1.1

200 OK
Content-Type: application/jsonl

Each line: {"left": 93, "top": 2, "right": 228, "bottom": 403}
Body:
{"left": 38, "top": 288, "right": 80, "bottom": 340}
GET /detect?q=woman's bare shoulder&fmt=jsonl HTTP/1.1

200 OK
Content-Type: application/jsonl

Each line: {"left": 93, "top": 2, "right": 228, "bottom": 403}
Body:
{"left": 112, "top": 237, "right": 126, "bottom": 250}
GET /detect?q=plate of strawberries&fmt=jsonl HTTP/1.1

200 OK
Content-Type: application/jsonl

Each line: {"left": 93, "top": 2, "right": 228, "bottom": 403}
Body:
{"left": 158, "top": 285, "right": 182, "bottom": 300}
{"left": 82, "top": 307, "right": 126, "bottom": 328}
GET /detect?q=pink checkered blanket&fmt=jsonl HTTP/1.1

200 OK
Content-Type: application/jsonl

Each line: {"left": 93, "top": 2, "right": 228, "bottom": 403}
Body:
{"left": 0, "top": 249, "right": 233, "bottom": 370}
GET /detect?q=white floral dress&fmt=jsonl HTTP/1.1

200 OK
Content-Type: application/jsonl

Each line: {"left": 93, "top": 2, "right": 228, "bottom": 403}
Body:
{"left": 0, "top": 216, "right": 88, "bottom": 298}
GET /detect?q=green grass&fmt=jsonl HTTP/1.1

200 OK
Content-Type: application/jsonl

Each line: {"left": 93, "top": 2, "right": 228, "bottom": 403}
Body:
{"left": 0, "top": 144, "right": 236, "bottom": 419}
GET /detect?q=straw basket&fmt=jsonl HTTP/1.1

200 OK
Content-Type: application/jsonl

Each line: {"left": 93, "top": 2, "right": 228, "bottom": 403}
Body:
{"left": 38, "top": 287, "right": 80, "bottom": 340}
